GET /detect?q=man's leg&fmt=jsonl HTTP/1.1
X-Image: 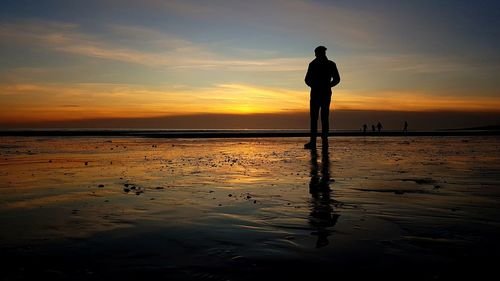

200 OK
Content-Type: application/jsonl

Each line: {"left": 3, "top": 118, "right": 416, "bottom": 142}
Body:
{"left": 310, "top": 99, "right": 320, "bottom": 142}
{"left": 320, "top": 97, "right": 331, "bottom": 140}
{"left": 306, "top": 99, "right": 320, "bottom": 148}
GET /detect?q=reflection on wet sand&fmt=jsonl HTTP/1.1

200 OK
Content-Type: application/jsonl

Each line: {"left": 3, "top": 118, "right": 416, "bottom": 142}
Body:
{"left": 1, "top": 136, "right": 499, "bottom": 279}
{"left": 308, "top": 144, "right": 339, "bottom": 248}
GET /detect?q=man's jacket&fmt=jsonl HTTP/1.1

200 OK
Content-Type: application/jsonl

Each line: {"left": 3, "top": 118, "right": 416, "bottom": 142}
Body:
{"left": 305, "top": 57, "right": 340, "bottom": 96}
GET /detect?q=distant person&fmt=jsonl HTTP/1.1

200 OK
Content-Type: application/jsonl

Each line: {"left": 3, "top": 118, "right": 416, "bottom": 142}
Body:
{"left": 376, "top": 121, "right": 383, "bottom": 132}
{"left": 304, "top": 46, "right": 340, "bottom": 149}
{"left": 372, "top": 124, "right": 376, "bottom": 132}
{"left": 362, "top": 124, "right": 368, "bottom": 134}
{"left": 403, "top": 121, "right": 408, "bottom": 133}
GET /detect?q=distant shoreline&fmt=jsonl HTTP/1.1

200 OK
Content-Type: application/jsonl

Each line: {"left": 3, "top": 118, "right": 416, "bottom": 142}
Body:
{"left": 0, "top": 130, "right": 499, "bottom": 138}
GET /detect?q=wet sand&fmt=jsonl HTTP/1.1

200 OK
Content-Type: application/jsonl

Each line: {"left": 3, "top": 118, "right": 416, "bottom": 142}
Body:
{"left": 1, "top": 136, "right": 499, "bottom": 280}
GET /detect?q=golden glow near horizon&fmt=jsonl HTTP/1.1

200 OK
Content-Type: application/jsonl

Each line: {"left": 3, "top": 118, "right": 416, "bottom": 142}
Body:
{"left": 1, "top": 1, "right": 499, "bottom": 127}
{"left": 1, "top": 82, "right": 499, "bottom": 124}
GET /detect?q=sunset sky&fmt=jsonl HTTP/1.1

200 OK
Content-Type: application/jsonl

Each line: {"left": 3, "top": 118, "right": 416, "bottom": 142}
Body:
{"left": 1, "top": 0, "right": 499, "bottom": 129}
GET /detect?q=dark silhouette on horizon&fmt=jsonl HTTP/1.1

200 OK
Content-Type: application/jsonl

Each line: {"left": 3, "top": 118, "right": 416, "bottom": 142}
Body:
{"left": 363, "top": 123, "right": 368, "bottom": 134}
{"left": 308, "top": 145, "right": 339, "bottom": 248}
{"left": 304, "top": 46, "right": 340, "bottom": 149}
{"left": 371, "top": 124, "right": 376, "bottom": 132}
{"left": 376, "top": 121, "right": 383, "bottom": 132}
{"left": 403, "top": 120, "right": 408, "bottom": 133}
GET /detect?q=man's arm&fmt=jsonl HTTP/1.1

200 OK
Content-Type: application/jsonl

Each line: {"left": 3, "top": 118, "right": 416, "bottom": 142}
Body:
{"left": 305, "top": 63, "right": 312, "bottom": 87}
{"left": 330, "top": 62, "right": 340, "bottom": 87}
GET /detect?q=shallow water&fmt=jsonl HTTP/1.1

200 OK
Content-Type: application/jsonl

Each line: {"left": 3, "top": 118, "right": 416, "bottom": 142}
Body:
{"left": 1, "top": 136, "right": 499, "bottom": 280}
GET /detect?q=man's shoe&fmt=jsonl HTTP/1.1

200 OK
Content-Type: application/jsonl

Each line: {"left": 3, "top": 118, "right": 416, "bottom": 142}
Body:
{"left": 304, "top": 142, "right": 316, "bottom": 149}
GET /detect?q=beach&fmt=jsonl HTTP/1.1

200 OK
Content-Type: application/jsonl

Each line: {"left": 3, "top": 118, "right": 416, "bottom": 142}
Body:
{"left": 1, "top": 135, "right": 499, "bottom": 280}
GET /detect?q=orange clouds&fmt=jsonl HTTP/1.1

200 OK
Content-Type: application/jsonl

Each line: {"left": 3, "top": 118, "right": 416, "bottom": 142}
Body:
{"left": 1, "top": 82, "right": 499, "bottom": 126}
{"left": 333, "top": 90, "right": 500, "bottom": 112}
{"left": 0, "top": 83, "right": 306, "bottom": 123}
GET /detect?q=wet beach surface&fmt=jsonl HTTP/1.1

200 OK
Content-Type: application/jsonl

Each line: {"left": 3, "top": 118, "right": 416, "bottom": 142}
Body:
{"left": 0, "top": 136, "right": 499, "bottom": 280}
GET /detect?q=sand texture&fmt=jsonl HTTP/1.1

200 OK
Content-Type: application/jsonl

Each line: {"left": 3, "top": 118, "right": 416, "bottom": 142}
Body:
{"left": 1, "top": 136, "right": 499, "bottom": 280}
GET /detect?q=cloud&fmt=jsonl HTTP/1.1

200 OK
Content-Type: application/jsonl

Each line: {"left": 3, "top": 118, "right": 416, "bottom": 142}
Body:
{"left": 1, "top": 81, "right": 499, "bottom": 126}
{"left": 158, "top": 0, "right": 381, "bottom": 49}
{"left": 1, "top": 19, "right": 494, "bottom": 81}
{"left": 333, "top": 89, "right": 500, "bottom": 112}
{"left": 0, "top": 82, "right": 308, "bottom": 122}
{"left": 341, "top": 53, "right": 500, "bottom": 75}
{"left": 0, "top": 21, "right": 306, "bottom": 72}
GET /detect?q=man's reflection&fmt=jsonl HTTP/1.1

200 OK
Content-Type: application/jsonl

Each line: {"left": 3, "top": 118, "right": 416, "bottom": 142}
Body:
{"left": 309, "top": 145, "right": 339, "bottom": 248}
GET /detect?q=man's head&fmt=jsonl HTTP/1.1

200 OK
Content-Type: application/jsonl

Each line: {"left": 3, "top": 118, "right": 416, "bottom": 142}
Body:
{"left": 314, "top": 46, "right": 327, "bottom": 58}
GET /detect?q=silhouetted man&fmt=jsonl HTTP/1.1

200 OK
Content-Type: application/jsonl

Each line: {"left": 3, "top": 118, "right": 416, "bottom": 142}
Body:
{"left": 363, "top": 124, "right": 368, "bottom": 134}
{"left": 377, "top": 121, "right": 383, "bottom": 132}
{"left": 304, "top": 46, "right": 340, "bottom": 149}
{"left": 403, "top": 121, "right": 408, "bottom": 133}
